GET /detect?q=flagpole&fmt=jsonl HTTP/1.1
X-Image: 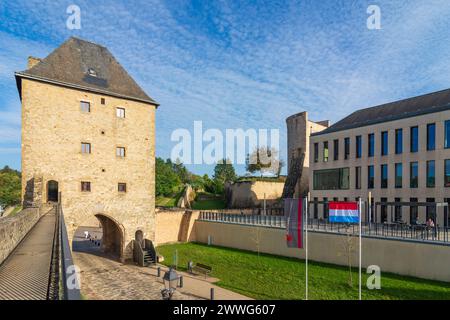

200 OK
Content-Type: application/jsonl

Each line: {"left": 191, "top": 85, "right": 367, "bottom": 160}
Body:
{"left": 305, "top": 196, "right": 308, "bottom": 300}
{"left": 358, "top": 197, "right": 362, "bottom": 301}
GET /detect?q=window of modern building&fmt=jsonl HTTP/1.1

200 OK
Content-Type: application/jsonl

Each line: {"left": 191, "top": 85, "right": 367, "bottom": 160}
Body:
{"left": 344, "top": 137, "right": 350, "bottom": 159}
{"left": 427, "top": 123, "right": 436, "bottom": 151}
{"left": 395, "top": 163, "right": 402, "bottom": 188}
{"left": 369, "top": 197, "right": 374, "bottom": 222}
{"left": 395, "top": 129, "right": 403, "bottom": 154}
{"left": 410, "top": 162, "right": 418, "bottom": 188}
{"left": 116, "top": 147, "right": 126, "bottom": 158}
{"left": 381, "top": 164, "right": 388, "bottom": 188}
{"left": 381, "top": 131, "right": 388, "bottom": 156}
{"left": 355, "top": 166, "right": 361, "bottom": 190}
{"left": 410, "top": 126, "right": 419, "bottom": 153}
{"left": 313, "top": 197, "right": 318, "bottom": 219}
{"left": 356, "top": 135, "right": 362, "bottom": 158}
{"left": 368, "top": 133, "right": 374, "bottom": 157}
{"left": 314, "top": 143, "right": 319, "bottom": 163}
{"left": 445, "top": 159, "right": 450, "bottom": 187}
{"left": 323, "top": 141, "right": 329, "bottom": 162}
{"left": 81, "top": 142, "right": 91, "bottom": 154}
{"left": 81, "top": 181, "right": 91, "bottom": 192}
{"left": 426, "top": 197, "right": 436, "bottom": 220}
{"left": 394, "top": 197, "right": 402, "bottom": 222}
{"left": 118, "top": 183, "right": 127, "bottom": 193}
{"left": 445, "top": 120, "right": 450, "bottom": 149}
{"left": 323, "top": 197, "right": 329, "bottom": 219}
{"left": 313, "top": 168, "right": 349, "bottom": 190}
{"left": 116, "top": 107, "right": 125, "bottom": 118}
{"left": 368, "top": 165, "right": 374, "bottom": 189}
{"left": 427, "top": 160, "right": 435, "bottom": 188}
{"left": 333, "top": 139, "right": 339, "bottom": 161}
{"left": 380, "top": 197, "right": 388, "bottom": 223}
{"left": 410, "top": 198, "right": 418, "bottom": 224}
{"left": 80, "top": 101, "right": 90, "bottom": 113}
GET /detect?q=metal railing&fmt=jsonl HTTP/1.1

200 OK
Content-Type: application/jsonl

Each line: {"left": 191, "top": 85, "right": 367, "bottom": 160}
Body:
{"left": 198, "top": 210, "right": 450, "bottom": 244}
{"left": 48, "top": 193, "right": 81, "bottom": 300}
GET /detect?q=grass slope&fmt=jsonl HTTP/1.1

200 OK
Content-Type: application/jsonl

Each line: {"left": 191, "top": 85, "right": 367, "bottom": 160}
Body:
{"left": 157, "top": 242, "right": 450, "bottom": 300}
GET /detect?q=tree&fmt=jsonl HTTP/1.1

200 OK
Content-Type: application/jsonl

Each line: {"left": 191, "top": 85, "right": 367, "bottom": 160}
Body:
{"left": 155, "top": 158, "right": 181, "bottom": 197}
{"left": 246, "top": 147, "right": 284, "bottom": 177}
{"left": 172, "top": 159, "right": 191, "bottom": 184}
{"left": 0, "top": 166, "right": 21, "bottom": 208}
{"left": 213, "top": 159, "right": 236, "bottom": 194}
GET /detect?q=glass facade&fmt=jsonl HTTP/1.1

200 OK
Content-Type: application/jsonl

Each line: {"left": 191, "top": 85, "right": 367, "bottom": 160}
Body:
{"left": 323, "top": 141, "right": 328, "bottom": 162}
{"left": 333, "top": 139, "right": 339, "bottom": 161}
{"left": 445, "top": 120, "right": 450, "bottom": 149}
{"left": 445, "top": 159, "right": 450, "bottom": 187}
{"left": 355, "top": 166, "right": 361, "bottom": 189}
{"left": 410, "top": 198, "right": 418, "bottom": 224}
{"left": 410, "top": 162, "right": 418, "bottom": 188}
{"left": 395, "top": 163, "right": 402, "bottom": 188}
{"left": 368, "top": 165, "right": 374, "bottom": 189}
{"left": 381, "top": 164, "right": 388, "bottom": 188}
{"left": 314, "top": 143, "right": 318, "bottom": 163}
{"left": 394, "top": 197, "right": 402, "bottom": 222}
{"left": 426, "top": 160, "right": 435, "bottom": 188}
{"left": 313, "top": 168, "right": 350, "bottom": 190}
{"left": 427, "top": 123, "right": 435, "bottom": 151}
{"left": 368, "top": 133, "right": 374, "bottom": 157}
{"left": 410, "top": 126, "right": 419, "bottom": 152}
{"left": 395, "top": 129, "right": 402, "bottom": 154}
{"left": 344, "top": 137, "right": 350, "bottom": 159}
{"left": 356, "top": 135, "right": 362, "bottom": 158}
{"left": 381, "top": 131, "right": 388, "bottom": 156}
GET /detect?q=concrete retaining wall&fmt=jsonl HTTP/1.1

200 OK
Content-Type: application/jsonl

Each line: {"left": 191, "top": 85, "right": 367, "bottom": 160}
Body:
{"left": 194, "top": 220, "right": 450, "bottom": 282}
{"left": 0, "top": 207, "right": 42, "bottom": 265}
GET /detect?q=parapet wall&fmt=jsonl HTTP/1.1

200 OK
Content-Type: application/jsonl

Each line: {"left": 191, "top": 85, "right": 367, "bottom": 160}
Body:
{"left": 225, "top": 180, "right": 284, "bottom": 208}
{"left": 0, "top": 208, "right": 42, "bottom": 265}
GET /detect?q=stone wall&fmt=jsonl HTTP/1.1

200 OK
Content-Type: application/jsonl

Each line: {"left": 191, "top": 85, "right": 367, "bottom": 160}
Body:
{"left": 21, "top": 79, "right": 156, "bottom": 261}
{"left": 194, "top": 220, "right": 450, "bottom": 282}
{"left": 225, "top": 180, "right": 285, "bottom": 208}
{"left": 0, "top": 208, "right": 42, "bottom": 265}
{"left": 154, "top": 208, "right": 200, "bottom": 245}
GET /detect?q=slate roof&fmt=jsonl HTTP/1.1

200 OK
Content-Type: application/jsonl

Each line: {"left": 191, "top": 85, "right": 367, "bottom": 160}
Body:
{"left": 312, "top": 88, "right": 450, "bottom": 136}
{"left": 15, "top": 37, "right": 158, "bottom": 106}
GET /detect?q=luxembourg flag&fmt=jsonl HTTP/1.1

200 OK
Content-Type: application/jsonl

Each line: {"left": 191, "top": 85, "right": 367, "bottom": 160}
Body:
{"left": 329, "top": 201, "right": 360, "bottom": 223}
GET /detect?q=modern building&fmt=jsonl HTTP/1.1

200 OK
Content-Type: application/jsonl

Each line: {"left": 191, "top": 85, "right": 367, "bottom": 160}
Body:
{"left": 15, "top": 37, "right": 159, "bottom": 260}
{"left": 286, "top": 111, "right": 329, "bottom": 198}
{"left": 308, "top": 89, "right": 450, "bottom": 226}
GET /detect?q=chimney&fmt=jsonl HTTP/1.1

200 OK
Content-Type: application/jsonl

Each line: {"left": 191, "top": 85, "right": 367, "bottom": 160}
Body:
{"left": 27, "top": 56, "right": 42, "bottom": 69}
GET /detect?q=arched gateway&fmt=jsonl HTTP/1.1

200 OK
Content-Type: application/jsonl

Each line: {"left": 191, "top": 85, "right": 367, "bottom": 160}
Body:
{"left": 95, "top": 214, "right": 125, "bottom": 259}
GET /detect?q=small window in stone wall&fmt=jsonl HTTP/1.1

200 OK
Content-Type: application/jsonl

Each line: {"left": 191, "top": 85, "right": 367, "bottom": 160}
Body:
{"left": 80, "top": 101, "right": 90, "bottom": 113}
{"left": 101, "top": 98, "right": 105, "bottom": 105}
{"left": 116, "top": 107, "right": 125, "bottom": 118}
{"left": 81, "top": 181, "right": 91, "bottom": 192}
{"left": 116, "top": 147, "right": 126, "bottom": 158}
{"left": 118, "top": 183, "right": 127, "bottom": 193}
{"left": 81, "top": 142, "right": 91, "bottom": 154}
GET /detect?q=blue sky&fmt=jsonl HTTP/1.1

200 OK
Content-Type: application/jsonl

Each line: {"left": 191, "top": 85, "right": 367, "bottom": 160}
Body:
{"left": 1, "top": 0, "right": 450, "bottom": 176}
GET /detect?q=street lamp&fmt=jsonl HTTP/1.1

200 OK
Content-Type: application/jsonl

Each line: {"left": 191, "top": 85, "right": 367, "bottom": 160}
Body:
{"left": 161, "top": 267, "right": 179, "bottom": 300}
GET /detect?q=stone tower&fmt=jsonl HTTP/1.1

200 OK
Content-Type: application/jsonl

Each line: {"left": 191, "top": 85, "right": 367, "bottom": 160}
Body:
{"left": 15, "top": 37, "right": 159, "bottom": 261}
{"left": 286, "top": 112, "right": 329, "bottom": 198}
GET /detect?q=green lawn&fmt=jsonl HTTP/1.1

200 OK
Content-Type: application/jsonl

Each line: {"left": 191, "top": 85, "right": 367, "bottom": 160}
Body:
{"left": 156, "top": 242, "right": 450, "bottom": 300}
{"left": 156, "top": 189, "right": 184, "bottom": 207}
{"left": 191, "top": 192, "right": 226, "bottom": 210}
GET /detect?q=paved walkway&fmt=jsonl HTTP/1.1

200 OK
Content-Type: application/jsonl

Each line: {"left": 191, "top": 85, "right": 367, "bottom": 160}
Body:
{"left": 0, "top": 208, "right": 56, "bottom": 300}
{"left": 73, "top": 235, "right": 250, "bottom": 300}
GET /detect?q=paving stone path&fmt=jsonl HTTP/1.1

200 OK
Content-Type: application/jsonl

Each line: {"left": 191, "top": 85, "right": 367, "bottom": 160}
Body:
{"left": 73, "top": 240, "right": 201, "bottom": 300}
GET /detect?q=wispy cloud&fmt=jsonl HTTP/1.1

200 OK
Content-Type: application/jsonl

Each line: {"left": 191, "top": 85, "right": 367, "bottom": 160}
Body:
{"left": 1, "top": 0, "right": 450, "bottom": 173}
